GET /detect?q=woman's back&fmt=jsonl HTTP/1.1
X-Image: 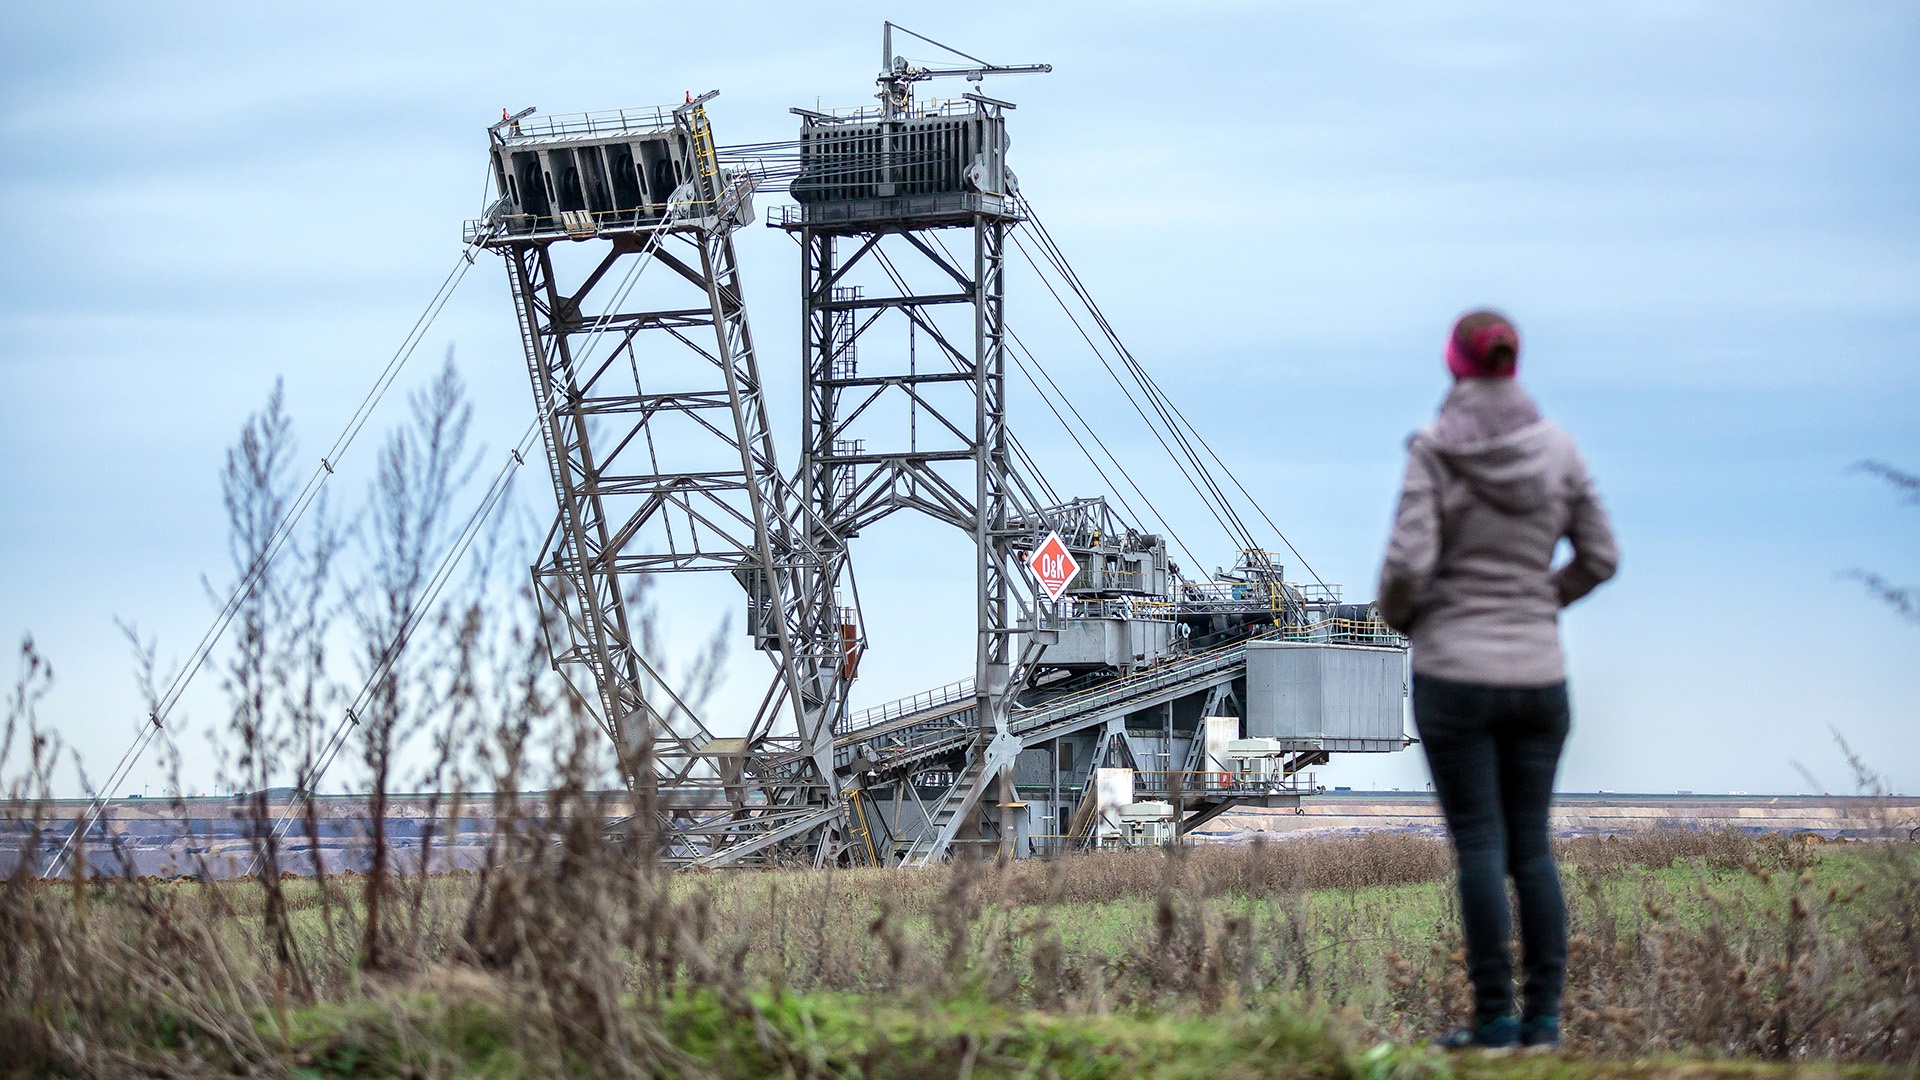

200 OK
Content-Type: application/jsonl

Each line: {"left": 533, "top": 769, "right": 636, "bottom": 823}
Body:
{"left": 1379, "top": 378, "right": 1617, "bottom": 687}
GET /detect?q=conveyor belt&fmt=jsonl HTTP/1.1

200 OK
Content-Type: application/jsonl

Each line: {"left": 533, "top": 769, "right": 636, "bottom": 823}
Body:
{"left": 834, "top": 629, "right": 1278, "bottom": 773}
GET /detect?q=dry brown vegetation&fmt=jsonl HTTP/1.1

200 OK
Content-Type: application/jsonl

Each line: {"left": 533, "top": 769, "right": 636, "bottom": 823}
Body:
{"left": 5, "top": 742, "right": 1917, "bottom": 1076}
{"left": 5, "top": 597, "right": 1919, "bottom": 1075}
{"left": 670, "top": 827, "right": 1919, "bottom": 1058}
{"left": 4, "top": 615, "right": 1916, "bottom": 1080}
{"left": 2, "top": 382, "right": 1915, "bottom": 1076}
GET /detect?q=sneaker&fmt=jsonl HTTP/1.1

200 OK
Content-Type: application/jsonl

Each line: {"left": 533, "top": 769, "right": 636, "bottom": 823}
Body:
{"left": 1519, "top": 1016, "right": 1560, "bottom": 1052}
{"left": 1438, "top": 1017, "right": 1519, "bottom": 1053}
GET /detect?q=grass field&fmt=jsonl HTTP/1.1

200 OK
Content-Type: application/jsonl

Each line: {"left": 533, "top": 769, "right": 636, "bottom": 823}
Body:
{"left": 5, "top": 821, "right": 1916, "bottom": 1077}
{"left": 270, "top": 987, "right": 1890, "bottom": 1080}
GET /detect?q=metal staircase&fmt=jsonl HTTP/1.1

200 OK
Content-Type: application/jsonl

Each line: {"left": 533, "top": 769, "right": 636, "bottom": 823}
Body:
{"left": 897, "top": 753, "right": 990, "bottom": 865}
{"left": 1061, "top": 766, "right": 1101, "bottom": 851}
{"left": 892, "top": 729, "right": 1021, "bottom": 866}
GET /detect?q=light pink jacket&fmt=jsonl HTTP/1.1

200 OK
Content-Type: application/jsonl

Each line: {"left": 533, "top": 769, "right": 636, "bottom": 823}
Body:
{"left": 1378, "top": 379, "right": 1618, "bottom": 687}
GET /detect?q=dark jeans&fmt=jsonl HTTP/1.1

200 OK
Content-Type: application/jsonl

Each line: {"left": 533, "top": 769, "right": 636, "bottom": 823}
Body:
{"left": 1413, "top": 674, "right": 1571, "bottom": 1026}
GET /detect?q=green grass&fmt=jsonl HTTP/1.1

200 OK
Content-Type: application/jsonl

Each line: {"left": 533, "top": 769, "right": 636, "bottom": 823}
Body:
{"left": 272, "top": 988, "right": 1891, "bottom": 1080}
{"left": 182, "top": 851, "right": 1878, "bottom": 980}
{"left": 248, "top": 849, "right": 1903, "bottom": 1078}
{"left": 277, "top": 987, "right": 1350, "bottom": 1079}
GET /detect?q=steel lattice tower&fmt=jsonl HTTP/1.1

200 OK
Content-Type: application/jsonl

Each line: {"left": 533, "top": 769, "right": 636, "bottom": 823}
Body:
{"left": 477, "top": 97, "right": 851, "bottom": 866}
{"left": 781, "top": 71, "right": 1061, "bottom": 861}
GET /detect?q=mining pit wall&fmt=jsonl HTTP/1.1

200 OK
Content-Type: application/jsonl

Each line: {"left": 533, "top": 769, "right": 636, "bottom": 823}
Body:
{"left": 4, "top": 791, "right": 1915, "bottom": 879}
{"left": 1200, "top": 791, "right": 1920, "bottom": 843}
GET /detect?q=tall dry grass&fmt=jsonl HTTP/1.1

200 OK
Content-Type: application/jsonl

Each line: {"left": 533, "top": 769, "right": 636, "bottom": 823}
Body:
{"left": 670, "top": 823, "right": 1918, "bottom": 1062}
{"left": 6, "top": 601, "right": 1918, "bottom": 1074}
{"left": 5, "top": 602, "right": 1919, "bottom": 1074}
{"left": 5, "top": 755, "right": 1919, "bottom": 1071}
{"left": 3, "top": 380, "right": 1916, "bottom": 1074}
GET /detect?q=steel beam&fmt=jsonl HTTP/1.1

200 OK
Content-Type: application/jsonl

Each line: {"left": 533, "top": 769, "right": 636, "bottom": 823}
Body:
{"left": 482, "top": 102, "right": 850, "bottom": 866}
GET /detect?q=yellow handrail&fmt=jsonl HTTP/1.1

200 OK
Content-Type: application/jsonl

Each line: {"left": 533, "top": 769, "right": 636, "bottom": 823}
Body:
{"left": 689, "top": 106, "right": 720, "bottom": 180}
{"left": 845, "top": 786, "right": 881, "bottom": 866}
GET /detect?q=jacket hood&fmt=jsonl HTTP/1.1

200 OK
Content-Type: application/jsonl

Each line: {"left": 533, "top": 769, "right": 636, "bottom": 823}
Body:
{"left": 1419, "top": 382, "right": 1555, "bottom": 515}
{"left": 1433, "top": 378, "right": 1540, "bottom": 443}
{"left": 1428, "top": 423, "right": 1558, "bottom": 514}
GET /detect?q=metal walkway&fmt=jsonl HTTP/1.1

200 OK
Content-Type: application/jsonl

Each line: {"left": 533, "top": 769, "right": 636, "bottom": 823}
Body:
{"left": 835, "top": 636, "right": 1248, "bottom": 772}
{"left": 830, "top": 619, "right": 1407, "bottom": 863}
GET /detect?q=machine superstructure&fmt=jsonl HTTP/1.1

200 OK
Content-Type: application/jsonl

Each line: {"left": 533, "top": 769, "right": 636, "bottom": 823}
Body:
{"left": 469, "top": 25, "right": 1409, "bottom": 868}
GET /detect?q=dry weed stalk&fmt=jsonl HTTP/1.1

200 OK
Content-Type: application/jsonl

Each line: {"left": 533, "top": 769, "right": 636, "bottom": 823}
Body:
{"left": 2, "top": 383, "right": 1915, "bottom": 1073}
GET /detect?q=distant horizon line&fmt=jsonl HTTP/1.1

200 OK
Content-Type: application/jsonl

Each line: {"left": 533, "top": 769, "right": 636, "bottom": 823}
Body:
{"left": 20, "top": 788, "right": 1912, "bottom": 805}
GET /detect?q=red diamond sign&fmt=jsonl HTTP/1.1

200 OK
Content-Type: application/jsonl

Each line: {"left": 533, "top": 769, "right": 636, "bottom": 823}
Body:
{"left": 1027, "top": 531, "right": 1080, "bottom": 602}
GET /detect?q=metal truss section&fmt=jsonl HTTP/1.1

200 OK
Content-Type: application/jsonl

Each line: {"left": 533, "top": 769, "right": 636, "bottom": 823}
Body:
{"left": 790, "top": 194, "right": 1060, "bottom": 862}
{"left": 459, "top": 33, "right": 1413, "bottom": 869}
{"left": 480, "top": 99, "right": 850, "bottom": 866}
{"left": 833, "top": 624, "right": 1397, "bottom": 860}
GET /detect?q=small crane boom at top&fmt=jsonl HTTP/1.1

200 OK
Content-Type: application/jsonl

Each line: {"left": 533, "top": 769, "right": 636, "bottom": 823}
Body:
{"left": 878, "top": 22, "right": 1051, "bottom": 118}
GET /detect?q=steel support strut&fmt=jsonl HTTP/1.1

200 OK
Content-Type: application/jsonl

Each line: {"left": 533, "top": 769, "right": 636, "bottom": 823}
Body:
{"left": 488, "top": 103, "right": 847, "bottom": 866}
{"left": 795, "top": 208, "right": 1043, "bottom": 864}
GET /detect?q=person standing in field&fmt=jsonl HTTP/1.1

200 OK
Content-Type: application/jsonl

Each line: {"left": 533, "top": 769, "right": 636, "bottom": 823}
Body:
{"left": 1378, "top": 309, "right": 1619, "bottom": 1052}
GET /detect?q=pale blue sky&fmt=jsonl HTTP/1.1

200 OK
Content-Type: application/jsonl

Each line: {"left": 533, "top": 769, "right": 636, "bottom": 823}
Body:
{"left": 2, "top": 2, "right": 1915, "bottom": 796}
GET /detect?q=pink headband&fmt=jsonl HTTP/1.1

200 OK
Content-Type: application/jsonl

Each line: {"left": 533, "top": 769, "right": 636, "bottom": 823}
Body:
{"left": 1446, "top": 319, "right": 1521, "bottom": 379}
